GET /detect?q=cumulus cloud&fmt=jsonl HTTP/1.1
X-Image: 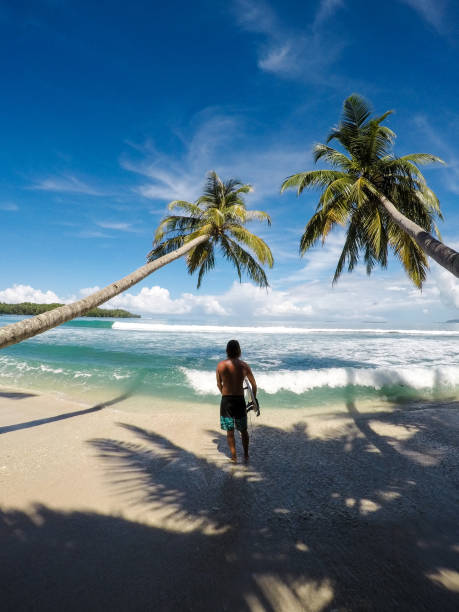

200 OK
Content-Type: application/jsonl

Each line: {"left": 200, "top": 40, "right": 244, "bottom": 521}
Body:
{"left": 107, "top": 286, "right": 228, "bottom": 316}
{"left": 431, "top": 266, "right": 459, "bottom": 309}
{"left": 0, "top": 284, "right": 61, "bottom": 304}
{"left": 102, "top": 282, "right": 314, "bottom": 318}
{"left": 101, "top": 274, "right": 445, "bottom": 323}
{"left": 3, "top": 263, "right": 456, "bottom": 324}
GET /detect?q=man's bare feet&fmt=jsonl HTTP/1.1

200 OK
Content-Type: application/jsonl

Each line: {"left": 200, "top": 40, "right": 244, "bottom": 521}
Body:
{"left": 230, "top": 455, "right": 237, "bottom": 463}
{"left": 244, "top": 454, "right": 249, "bottom": 463}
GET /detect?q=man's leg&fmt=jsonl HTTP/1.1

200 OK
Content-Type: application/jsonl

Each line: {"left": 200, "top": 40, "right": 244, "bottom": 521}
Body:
{"left": 226, "top": 430, "right": 237, "bottom": 461}
{"left": 241, "top": 429, "right": 249, "bottom": 460}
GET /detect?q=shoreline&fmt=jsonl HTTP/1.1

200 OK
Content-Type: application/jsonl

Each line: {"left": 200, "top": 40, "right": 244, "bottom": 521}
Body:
{"left": 1, "top": 385, "right": 458, "bottom": 609}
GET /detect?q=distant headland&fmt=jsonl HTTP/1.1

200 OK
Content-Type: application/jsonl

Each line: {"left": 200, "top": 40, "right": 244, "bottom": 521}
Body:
{"left": 0, "top": 302, "right": 141, "bottom": 318}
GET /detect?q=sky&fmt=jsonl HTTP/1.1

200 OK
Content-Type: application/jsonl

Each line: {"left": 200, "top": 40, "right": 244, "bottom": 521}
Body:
{"left": 1, "top": 0, "right": 459, "bottom": 326}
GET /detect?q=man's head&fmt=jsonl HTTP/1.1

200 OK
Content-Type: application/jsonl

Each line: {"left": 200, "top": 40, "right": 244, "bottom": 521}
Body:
{"left": 226, "top": 339, "right": 241, "bottom": 359}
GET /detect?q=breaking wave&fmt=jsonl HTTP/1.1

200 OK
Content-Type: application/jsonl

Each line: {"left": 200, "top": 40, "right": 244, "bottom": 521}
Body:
{"left": 113, "top": 322, "right": 459, "bottom": 336}
{"left": 180, "top": 365, "right": 459, "bottom": 395}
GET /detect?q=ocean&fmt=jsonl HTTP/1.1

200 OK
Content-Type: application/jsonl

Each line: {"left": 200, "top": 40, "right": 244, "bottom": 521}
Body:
{"left": 1, "top": 315, "right": 459, "bottom": 409}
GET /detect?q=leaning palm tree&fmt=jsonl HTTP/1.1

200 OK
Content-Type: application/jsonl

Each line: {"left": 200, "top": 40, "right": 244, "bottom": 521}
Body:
{"left": 0, "top": 171, "right": 273, "bottom": 350}
{"left": 282, "top": 94, "right": 458, "bottom": 287}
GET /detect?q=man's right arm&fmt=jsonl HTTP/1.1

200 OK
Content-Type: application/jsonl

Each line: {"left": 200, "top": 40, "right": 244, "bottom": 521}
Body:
{"left": 245, "top": 364, "right": 257, "bottom": 397}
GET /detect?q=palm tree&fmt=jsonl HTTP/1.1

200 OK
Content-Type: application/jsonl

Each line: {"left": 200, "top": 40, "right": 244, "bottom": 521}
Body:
{"left": 0, "top": 171, "right": 273, "bottom": 350}
{"left": 281, "top": 94, "right": 459, "bottom": 287}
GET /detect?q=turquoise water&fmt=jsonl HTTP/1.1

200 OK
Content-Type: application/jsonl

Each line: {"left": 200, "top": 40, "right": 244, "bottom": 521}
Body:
{"left": 2, "top": 315, "right": 459, "bottom": 408}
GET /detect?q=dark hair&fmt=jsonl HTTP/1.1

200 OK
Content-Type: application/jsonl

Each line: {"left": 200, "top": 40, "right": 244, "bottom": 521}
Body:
{"left": 226, "top": 339, "right": 241, "bottom": 358}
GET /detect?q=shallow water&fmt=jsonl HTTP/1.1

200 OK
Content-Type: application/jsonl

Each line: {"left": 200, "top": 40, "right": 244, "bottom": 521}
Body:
{"left": 2, "top": 315, "right": 459, "bottom": 408}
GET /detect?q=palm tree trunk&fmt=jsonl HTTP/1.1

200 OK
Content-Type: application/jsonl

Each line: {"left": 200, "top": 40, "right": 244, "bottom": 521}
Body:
{"left": 0, "top": 235, "right": 209, "bottom": 350}
{"left": 379, "top": 194, "right": 459, "bottom": 277}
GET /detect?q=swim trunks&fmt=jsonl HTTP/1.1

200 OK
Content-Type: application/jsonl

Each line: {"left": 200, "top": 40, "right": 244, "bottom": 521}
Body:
{"left": 220, "top": 395, "right": 247, "bottom": 431}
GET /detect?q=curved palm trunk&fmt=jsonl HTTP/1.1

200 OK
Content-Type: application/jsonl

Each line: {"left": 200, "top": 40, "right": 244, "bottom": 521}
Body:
{"left": 379, "top": 195, "right": 459, "bottom": 277}
{"left": 0, "top": 235, "right": 209, "bottom": 350}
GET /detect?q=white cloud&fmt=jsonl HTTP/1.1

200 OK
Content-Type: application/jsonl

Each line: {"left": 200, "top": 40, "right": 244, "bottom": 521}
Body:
{"left": 101, "top": 273, "right": 447, "bottom": 323}
{"left": 105, "top": 282, "right": 313, "bottom": 318}
{"left": 30, "top": 174, "right": 105, "bottom": 196}
{"left": 79, "top": 286, "right": 101, "bottom": 298}
{"left": 1, "top": 268, "right": 455, "bottom": 324}
{"left": 431, "top": 266, "right": 459, "bottom": 309}
{"left": 106, "top": 286, "right": 228, "bottom": 316}
{"left": 96, "top": 221, "right": 135, "bottom": 231}
{"left": 76, "top": 230, "right": 113, "bottom": 239}
{"left": 399, "top": 0, "right": 447, "bottom": 33}
{"left": 121, "top": 110, "right": 309, "bottom": 204}
{"left": 314, "top": 0, "right": 345, "bottom": 28}
{"left": 0, "top": 284, "right": 61, "bottom": 304}
{"left": 233, "top": 0, "right": 346, "bottom": 82}
{"left": 0, "top": 202, "right": 19, "bottom": 211}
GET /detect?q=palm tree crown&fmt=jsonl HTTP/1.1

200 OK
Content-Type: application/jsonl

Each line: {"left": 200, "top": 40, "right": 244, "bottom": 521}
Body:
{"left": 281, "top": 94, "right": 445, "bottom": 288}
{"left": 148, "top": 171, "right": 274, "bottom": 288}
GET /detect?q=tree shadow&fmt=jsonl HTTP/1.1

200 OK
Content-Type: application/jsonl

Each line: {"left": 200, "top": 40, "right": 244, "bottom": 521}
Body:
{"left": 0, "top": 391, "right": 37, "bottom": 399}
{"left": 83, "top": 409, "right": 459, "bottom": 611}
{"left": 0, "top": 391, "right": 133, "bottom": 435}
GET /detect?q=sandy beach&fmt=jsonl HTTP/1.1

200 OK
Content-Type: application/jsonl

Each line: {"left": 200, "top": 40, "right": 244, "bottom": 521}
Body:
{"left": 1, "top": 386, "right": 458, "bottom": 611}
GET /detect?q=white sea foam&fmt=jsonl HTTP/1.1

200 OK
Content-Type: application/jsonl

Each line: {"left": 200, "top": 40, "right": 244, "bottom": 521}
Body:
{"left": 180, "top": 365, "right": 459, "bottom": 395}
{"left": 113, "top": 322, "right": 459, "bottom": 336}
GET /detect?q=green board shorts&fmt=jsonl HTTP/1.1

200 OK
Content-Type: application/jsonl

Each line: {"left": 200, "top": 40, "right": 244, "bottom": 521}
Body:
{"left": 220, "top": 415, "right": 248, "bottom": 432}
{"left": 220, "top": 395, "right": 248, "bottom": 431}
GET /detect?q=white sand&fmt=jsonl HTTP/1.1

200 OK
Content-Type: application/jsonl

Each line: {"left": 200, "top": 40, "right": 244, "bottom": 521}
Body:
{"left": 1, "top": 386, "right": 458, "bottom": 611}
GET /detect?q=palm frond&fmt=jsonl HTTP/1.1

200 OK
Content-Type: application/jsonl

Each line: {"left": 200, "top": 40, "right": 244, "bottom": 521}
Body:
{"left": 147, "top": 235, "right": 185, "bottom": 261}
{"left": 186, "top": 240, "right": 215, "bottom": 288}
{"left": 221, "top": 237, "right": 270, "bottom": 288}
{"left": 398, "top": 153, "right": 445, "bottom": 166}
{"left": 151, "top": 171, "right": 273, "bottom": 288}
{"left": 284, "top": 94, "right": 445, "bottom": 288}
{"left": 227, "top": 225, "right": 274, "bottom": 267}
{"left": 281, "top": 170, "right": 347, "bottom": 194}
{"left": 332, "top": 218, "right": 361, "bottom": 284}
{"left": 299, "top": 211, "right": 330, "bottom": 254}
{"left": 313, "top": 144, "right": 353, "bottom": 170}
{"left": 167, "top": 200, "right": 202, "bottom": 215}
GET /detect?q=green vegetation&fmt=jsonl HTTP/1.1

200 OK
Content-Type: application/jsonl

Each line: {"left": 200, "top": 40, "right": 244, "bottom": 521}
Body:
{"left": 149, "top": 170, "right": 274, "bottom": 288}
{"left": 0, "top": 303, "right": 140, "bottom": 318}
{"left": 281, "top": 94, "right": 456, "bottom": 287}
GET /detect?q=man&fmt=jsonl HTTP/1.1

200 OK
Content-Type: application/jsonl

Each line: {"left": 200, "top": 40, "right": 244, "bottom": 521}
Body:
{"left": 216, "top": 339, "right": 257, "bottom": 463}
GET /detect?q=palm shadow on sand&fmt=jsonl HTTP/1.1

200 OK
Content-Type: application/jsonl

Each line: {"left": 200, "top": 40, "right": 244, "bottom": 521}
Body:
{"left": 2, "top": 397, "right": 459, "bottom": 611}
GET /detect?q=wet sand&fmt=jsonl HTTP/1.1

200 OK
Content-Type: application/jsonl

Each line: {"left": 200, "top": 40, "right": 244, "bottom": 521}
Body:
{"left": 1, "top": 386, "right": 458, "bottom": 611}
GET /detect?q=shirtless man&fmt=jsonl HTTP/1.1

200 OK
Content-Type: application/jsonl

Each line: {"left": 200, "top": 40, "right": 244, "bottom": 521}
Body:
{"left": 216, "top": 339, "right": 257, "bottom": 462}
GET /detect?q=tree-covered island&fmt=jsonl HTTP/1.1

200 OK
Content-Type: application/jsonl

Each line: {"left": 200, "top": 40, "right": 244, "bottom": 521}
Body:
{"left": 0, "top": 302, "right": 140, "bottom": 318}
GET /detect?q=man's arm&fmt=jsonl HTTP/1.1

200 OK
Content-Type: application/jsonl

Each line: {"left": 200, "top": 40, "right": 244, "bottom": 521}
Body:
{"left": 216, "top": 364, "right": 223, "bottom": 394}
{"left": 245, "top": 364, "right": 257, "bottom": 397}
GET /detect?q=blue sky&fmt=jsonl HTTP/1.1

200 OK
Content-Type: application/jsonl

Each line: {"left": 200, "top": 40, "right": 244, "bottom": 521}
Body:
{"left": 1, "top": 0, "right": 459, "bottom": 325}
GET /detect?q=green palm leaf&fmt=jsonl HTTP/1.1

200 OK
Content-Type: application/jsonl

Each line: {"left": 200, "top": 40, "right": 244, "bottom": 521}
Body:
{"left": 149, "top": 171, "right": 273, "bottom": 288}
{"left": 283, "top": 94, "right": 446, "bottom": 287}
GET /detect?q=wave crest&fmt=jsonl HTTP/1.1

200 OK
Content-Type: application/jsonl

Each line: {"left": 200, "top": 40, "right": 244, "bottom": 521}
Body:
{"left": 180, "top": 366, "right": 459, "bottom": 395}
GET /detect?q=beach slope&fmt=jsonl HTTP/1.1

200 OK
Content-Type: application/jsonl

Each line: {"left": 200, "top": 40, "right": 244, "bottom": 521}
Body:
{"left": 1, "top": 388, "right": 458, "bottom": 611}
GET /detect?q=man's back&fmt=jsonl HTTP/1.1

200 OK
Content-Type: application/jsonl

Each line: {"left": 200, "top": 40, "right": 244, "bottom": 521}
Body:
{"left": 217, "top": 358, "right": 255, "bottom": 396}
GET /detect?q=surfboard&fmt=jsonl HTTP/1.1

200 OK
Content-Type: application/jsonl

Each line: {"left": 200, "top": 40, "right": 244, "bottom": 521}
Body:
{"left": 244, "top": 377, "right": 260, "bottom": 417}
